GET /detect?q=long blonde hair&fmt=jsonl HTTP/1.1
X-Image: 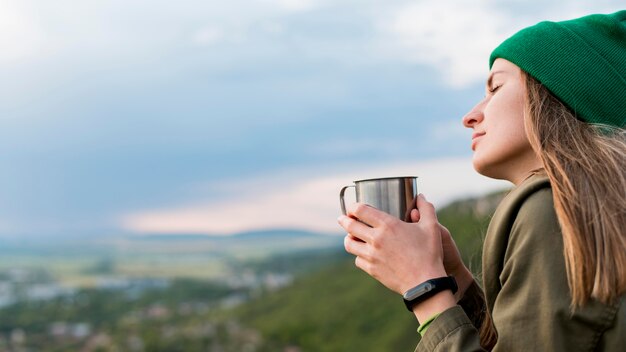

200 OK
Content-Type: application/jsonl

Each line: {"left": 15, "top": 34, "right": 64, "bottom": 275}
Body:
{"left": 523, "top": 73, "right": 626, "bottom": 307}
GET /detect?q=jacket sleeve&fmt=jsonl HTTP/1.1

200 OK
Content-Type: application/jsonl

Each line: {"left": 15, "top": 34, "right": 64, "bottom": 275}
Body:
{"left": 414, "top": 305, "right": 486, "bottom": 352}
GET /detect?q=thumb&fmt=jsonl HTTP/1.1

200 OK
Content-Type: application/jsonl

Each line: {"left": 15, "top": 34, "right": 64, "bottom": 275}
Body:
{"left": 416, "top": 194, "right": 437, "bottom": 222}
{"left": 410, "top": 209, "right": 420, "bottom": 223}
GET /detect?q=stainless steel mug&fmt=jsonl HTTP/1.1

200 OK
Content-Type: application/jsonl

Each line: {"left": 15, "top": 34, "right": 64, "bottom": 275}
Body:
{"left": 339, "top": 176, "right": 418, "bottom": 223}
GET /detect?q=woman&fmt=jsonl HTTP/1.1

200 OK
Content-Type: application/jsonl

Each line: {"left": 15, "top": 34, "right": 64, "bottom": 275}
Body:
{"left": 337, "top": 11, "right": 625, "bottom": 351}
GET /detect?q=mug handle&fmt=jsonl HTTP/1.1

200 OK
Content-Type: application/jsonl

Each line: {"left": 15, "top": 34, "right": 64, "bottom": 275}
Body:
{"left": 339, "top": 185, "right": 355, "bottom": 215}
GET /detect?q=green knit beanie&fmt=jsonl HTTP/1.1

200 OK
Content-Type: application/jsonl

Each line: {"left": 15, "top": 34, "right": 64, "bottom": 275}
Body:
{"left": 490, "top": 11, "right": 626, "bottom": 128}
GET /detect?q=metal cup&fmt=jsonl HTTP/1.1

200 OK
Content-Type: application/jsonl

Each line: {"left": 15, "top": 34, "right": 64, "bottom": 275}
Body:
{"left": 339, "top": 176, "right": 418, "bottom": 223}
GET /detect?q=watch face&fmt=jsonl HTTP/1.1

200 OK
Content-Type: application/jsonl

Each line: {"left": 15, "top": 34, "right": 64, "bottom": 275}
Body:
{"left": 404, "top": 282, "right": 433, "bottom": 300}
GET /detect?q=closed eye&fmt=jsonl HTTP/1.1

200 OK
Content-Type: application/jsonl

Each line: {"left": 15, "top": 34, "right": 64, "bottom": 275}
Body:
{"left": 488, "top": 85, "right": 502, "bottom": 94}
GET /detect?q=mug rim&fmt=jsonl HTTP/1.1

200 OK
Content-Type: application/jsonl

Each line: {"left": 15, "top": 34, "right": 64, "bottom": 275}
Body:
{"left": 354, "top": 176, "right": 418, "bottom": 183}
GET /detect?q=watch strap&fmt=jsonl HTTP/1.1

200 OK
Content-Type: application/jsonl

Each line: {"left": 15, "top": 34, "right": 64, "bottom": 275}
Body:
{"left": 403, "top": 276, "right": 458, "bottom": 312}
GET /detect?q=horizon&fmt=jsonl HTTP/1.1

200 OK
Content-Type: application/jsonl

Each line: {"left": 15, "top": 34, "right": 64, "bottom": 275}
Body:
{"left": 0, "top": 183, "right": 508, "bottom": 241}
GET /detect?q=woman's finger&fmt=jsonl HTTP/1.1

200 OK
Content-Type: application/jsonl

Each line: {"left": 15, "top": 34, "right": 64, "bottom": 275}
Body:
{"left": 337, "top": 215, "right": 374, "bottom": 243}
{"left": 344, "top": 234, "right": 369, "bottom": 258}
{"left": 354, "top": 256, "right": 372, "bottom": 275}
{"left": 415, "top": 194, "right": 438, "bottom": 223}
{"left": 410, "top": 208, "right": 420, "bottom": 223}
{"left": 346, "top": 202, "right": 388, "bottom": 228}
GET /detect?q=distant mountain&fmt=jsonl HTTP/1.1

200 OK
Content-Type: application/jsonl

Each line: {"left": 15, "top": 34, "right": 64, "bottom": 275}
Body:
{"left": 228, "top": 228, "right": 337, "bottom": 240}
{"left": 133, "top": 228, "right": 338, "bottom": 241}
{"left": 110, "top": 228, "right": 345, "bottom": 266}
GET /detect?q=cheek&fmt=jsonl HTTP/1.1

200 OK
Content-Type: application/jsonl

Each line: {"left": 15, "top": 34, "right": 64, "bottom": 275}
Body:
{"left": 484, "top": 100, "right": 528, "bottom": 147}
{"left": 471, "top": 124, "right": 532, "bottom": 174}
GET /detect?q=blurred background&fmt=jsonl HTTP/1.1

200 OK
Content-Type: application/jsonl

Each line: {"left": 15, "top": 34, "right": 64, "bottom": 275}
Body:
{"left": 0, "top": 1, "right": 622, "bottom": 351}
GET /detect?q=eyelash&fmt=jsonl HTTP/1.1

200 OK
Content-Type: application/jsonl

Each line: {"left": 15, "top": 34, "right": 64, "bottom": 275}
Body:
{"left": 489, "top": 85, "right": 502, "bottom": 93}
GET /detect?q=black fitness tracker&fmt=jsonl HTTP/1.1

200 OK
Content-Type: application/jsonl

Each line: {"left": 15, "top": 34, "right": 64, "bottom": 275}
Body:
{"left": 402, "top": 276, "right": 458, "bottom": 312}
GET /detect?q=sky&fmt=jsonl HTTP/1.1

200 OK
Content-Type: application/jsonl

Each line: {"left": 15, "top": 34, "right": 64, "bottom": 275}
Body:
{"left": 1, "top": 0, "right": 623, "bottom": 238}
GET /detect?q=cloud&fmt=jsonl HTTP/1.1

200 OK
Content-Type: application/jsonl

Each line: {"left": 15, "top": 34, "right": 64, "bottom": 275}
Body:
{"left": 6, "top": 0, "right": 624, "bottom": 239}
{"left": 121, "top": 157, "right": 509, "bottom": 235}
{"left": 192, "top": 26, "right": 224, "bottom": 46}
{"left": 278, "top": 0, "right": 317, "bottom": 12}
{"left": 260, "top": 0, "right": 322, "bottom": 12}
{"left": 0, "top": 2, "right": 46, "bottom": 65}
{"left": 430, "top": 119, "right": 468, "bottom": 142}
{"left": 373, "top": 0, "right": 626, "bottom": 88}
{"left": 306, "top": 138, "right": 410, "bottom": 158}
{"left": 374, "top": 0, "right": 514, "bottom": 88}
{"left": 0, "top": 219, "right": 14, "bottom": 237}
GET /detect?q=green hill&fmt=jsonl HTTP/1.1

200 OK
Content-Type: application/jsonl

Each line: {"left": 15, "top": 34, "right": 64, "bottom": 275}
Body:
{"left": 232, "top": 190, "right": 508, "bottom": 352}
{"left": 437, "top": 190, "right": 508, "bottom": 272}
{"left": 234, "top": 252, "right": 417, "bottom": 352}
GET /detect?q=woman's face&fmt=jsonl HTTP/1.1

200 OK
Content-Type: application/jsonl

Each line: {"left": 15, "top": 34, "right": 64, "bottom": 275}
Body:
{"left": 462, "top": 58, "right": 541, "bottom": 184}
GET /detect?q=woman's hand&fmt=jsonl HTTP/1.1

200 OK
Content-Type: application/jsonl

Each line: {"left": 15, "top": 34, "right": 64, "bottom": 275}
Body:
{"left": 411, "top": 209, "right": 475, "bottom": 300}
{"left": 337, "top": 194, "right": 448, "bottom": 295}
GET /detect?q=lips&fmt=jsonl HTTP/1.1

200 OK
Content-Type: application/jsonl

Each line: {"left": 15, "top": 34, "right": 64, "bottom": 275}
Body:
{"left": 471, "top": 132, "right": 485, "bottom": 151}
{"left": 472, "top": 132, "right": 486, "bottom": 140}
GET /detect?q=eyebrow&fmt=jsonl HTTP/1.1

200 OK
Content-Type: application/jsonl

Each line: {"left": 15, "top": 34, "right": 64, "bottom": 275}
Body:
{"left": 486, "top": 70, "right": 505, "bottom": 89}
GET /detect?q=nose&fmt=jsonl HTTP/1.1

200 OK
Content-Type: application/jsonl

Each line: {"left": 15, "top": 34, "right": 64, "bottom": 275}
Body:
{"left": 462, "top": 99, "right": 486, "bottom": 128}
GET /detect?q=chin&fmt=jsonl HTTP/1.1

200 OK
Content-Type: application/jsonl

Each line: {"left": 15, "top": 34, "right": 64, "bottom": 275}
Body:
{"left": 472, "top": 156, "right": 507, "bottom": 181}
{"left": 472, "top": 154, "right": 488, "bottom": 174}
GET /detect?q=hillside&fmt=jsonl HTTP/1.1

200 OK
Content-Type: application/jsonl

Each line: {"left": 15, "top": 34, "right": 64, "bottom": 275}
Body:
{"left": 437, "top": 189, "right": 508, "bottom": 271}
{"left": 234, "top": 253, "right": 418, "bottom": 351}
{"left": 231, "top": 190, "right": 508, "bottom": 352}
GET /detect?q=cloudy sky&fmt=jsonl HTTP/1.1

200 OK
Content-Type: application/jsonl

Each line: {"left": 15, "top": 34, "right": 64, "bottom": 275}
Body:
{"left": 1, "top": 0, "right": 622, "bottom": 238}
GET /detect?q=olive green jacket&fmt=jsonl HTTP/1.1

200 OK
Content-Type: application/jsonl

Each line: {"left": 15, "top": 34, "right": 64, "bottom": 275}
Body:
{"left": 415, "top": 172, "right": 625, "bottom": 351}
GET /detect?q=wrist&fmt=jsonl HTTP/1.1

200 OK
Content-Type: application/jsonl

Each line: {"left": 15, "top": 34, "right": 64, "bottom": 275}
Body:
{"left": 403, "top": 276, "right": 458, "bottom": 322}
{"left": 454, "top": 267, "right": 475, "bottom": 302}
{"left": 411, "top": 290, "right": 456, "bottom": 323}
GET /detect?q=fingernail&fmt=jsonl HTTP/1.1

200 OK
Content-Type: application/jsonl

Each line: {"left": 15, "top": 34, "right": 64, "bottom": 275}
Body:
{"left": 419, "top": 193, "right": 426, "bottom": 200}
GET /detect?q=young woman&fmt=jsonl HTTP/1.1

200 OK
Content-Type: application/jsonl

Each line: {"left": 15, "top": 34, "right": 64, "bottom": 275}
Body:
{"left": 338, "top": 11, "right": 625, "bottom": 351}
